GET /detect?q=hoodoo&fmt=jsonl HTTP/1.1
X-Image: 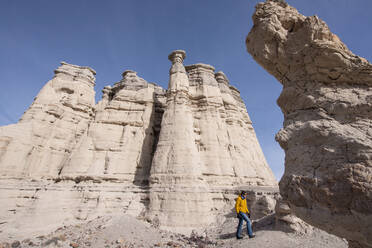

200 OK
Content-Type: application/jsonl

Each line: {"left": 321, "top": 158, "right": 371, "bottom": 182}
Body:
{"left": 246, "top": 1, "right": 372, "bottom": 247}
{"left": 148, "top": 50, "right": 212, "bottom": 233}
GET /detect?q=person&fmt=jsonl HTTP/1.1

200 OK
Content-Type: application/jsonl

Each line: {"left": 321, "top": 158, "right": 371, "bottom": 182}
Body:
{"left": 235, "top": 191, "right": 255, "bottom": 239}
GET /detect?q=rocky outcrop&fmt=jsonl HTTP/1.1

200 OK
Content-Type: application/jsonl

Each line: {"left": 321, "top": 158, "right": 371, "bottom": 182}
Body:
{"left": 0, "top": 53, "right": 277, "bottom": 239}
{"left": 148, "top": 51, "right": 213, "bottom": 233}
{"left": 187, "top": 65, "right": 276, "bottom": 187}
{"left": 148, "top": 50, "right": 277, "bottom": 233}
{"left": 60, "top": 70, "right": 166, "bottom": 185}
{"left": 0, "top": 62, "right": 96, "bottom": 178}
{"left": 246, "top": 1, "right": 372, "bottom": 247}
{"left": 0, "top": 63, "right": 148, "bottom": 240}
{"left": 274, "top": 197, "right": 314, "bottom": 234}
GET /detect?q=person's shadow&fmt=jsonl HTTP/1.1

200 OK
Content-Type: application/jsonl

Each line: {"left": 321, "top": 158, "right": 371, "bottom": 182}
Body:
{"left": 218, "top": 211, "right": 239, "bottom": 239}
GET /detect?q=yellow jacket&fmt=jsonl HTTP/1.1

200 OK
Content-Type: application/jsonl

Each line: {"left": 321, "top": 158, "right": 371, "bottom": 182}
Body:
{"left": 235, "top": 196, "right": 249, "bottom": 214}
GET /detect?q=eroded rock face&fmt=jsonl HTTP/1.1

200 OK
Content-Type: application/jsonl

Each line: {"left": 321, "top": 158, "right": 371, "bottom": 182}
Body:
{"left": 187, "top": 66, "right": 276, "bottom": 187}
{"left": 149, "top": 51, "right": 213, "bottom": 233}
{"left": 275, "top": 197, "right": 314, "bottom": 235}
{"left": 148, "top": 51, "right": 277, "bottom": 233}
{"left": 0, "top": 62, "right": 96, "bottom": 178}
{"left": 0, "top": 53, "right": 277, "bottom": 238}
{"left": 246, "top": 1, "right": 372, "bottom": 247}
{"left": 60, "top": 70, "right": 166, "bottom": 185}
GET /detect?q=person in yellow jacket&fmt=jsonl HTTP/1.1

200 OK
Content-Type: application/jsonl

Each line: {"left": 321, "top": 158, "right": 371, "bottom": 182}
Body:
{"left": 235, "top": 191, "right": 254, "bottom": 239}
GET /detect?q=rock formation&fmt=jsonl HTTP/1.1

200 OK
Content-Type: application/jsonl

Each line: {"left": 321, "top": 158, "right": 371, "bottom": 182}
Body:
{"left": 148, "top": 50, "right": 277, "bottom": 233}
{"left": 275, "top": 197, "right": 314, "bottom": 234}
{"left": 246, "top": 1, "right": 372, "bottom": 247}
{"left": 0, "top": 62, "right": 96, "bottom": 178}
{"left": 148, "top": 51, "right": 213, "bottom": 233}
{"left": 60, "top": 70, "right": 166, "bottom": 185}
{"left": 0, "top": 63, "right": 148, "bottom": 239}
{"left": 0, "top": 51, "right": 277, "bottom": 239}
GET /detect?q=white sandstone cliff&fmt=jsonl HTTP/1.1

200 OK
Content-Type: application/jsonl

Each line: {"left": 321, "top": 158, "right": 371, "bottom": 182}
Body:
{"left": 0, "top": 62, "right": 96, "bottom": 178}
{"left": 0, "top": 53, "right": 277, "bottom": 240}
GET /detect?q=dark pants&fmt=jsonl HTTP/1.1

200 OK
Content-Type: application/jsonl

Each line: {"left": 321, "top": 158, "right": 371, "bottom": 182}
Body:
{"left": 236, "top": 212, "right": 253, "bottom": 238}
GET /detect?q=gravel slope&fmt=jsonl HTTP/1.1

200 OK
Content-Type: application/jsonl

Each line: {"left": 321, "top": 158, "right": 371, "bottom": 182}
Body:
{"left": 0, "top": 214, "right": 348, "bottom": 248}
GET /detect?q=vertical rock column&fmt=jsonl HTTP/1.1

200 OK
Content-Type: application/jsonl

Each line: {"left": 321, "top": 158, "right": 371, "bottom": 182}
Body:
{"left": 148, "top": 50, "right": 213, "bottom": 233}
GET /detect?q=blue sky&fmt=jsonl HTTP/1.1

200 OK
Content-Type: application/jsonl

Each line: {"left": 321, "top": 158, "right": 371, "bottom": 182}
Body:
{"left": 1, "top": 0, "right": 371, "bottom": 180}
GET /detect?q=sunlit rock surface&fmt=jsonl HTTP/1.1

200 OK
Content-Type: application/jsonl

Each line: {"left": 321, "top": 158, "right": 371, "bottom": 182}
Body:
{"left": 60, "top": 70, "right": 166, "bottom": 185}
{"left": 0, "top": 53, "right": 277, "bottom": 239}
{"left": 246, "top": 1, "right": 372, "bottom": 247}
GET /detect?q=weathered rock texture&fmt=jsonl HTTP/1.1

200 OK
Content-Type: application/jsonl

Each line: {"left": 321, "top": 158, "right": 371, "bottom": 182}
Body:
{"left": 0, "top": 52, "right": 277, "bottom": 239}
{"left": 148, "top": 50, "right": 277, "bottom": 232}
{"left": 275, "top": 197, "right": 314, "bottom": 235}
{"left": 0, "top": 62, "right": 96, "bottom": 178}
{"left": 246, "top": 1, "right": 372, "bottom": 247}
{"left": 60, "top": 70, "right": 166, "bottom": 185}
{"left": 149, "top": 51, "right": 214, "bottom": 233}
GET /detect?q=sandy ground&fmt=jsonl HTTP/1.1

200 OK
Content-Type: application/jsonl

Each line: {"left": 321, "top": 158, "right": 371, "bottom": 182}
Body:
{"left": 0, "top": 214, "right": 348, "bottom": 248}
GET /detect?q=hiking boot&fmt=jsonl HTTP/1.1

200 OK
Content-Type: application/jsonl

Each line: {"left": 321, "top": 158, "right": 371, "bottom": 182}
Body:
{"left": 249, "top": 235, "right": 256, "bottom": 239}
{"left": 236, "top": 236, "right": 243, "bottom": 240}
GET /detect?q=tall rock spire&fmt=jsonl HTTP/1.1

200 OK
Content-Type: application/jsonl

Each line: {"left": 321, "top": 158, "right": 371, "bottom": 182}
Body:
{"left": 150, "top": 50, "right": 203, "bottom": 179}
{"left": 148, "top": 50, "right": 213, "bottom": 233}
{"left": 168, "top": 50, "right": 188, "bottom": 92}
